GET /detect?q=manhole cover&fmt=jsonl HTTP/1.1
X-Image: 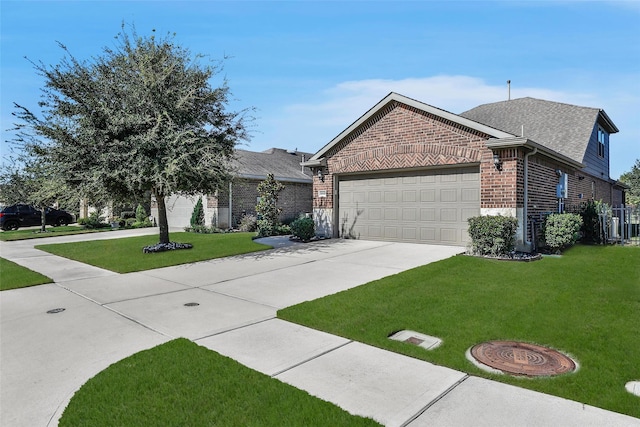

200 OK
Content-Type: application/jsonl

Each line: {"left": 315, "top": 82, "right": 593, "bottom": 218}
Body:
{"left": 46, "top": 308, "right": 66, "bottom": 314}
{"left": 184, "top": 302, "right": 200, "bottom": 307}
{"left": 470, "top": 340, "right": 576, "bottom": 377}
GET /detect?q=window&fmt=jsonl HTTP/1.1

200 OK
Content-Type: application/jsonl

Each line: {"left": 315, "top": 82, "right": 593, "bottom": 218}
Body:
{"left": 597, "top": 127, "right": 607, "bottom": 158}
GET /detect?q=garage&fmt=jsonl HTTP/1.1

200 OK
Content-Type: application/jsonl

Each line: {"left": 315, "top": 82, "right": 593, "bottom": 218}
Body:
{"left": 337, "top": 167, "right": 479, "bottom": 245}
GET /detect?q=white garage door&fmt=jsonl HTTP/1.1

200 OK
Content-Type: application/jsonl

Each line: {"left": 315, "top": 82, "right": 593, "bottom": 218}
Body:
{"left": 338, "top": 167, "right": 479, "bottom": 245}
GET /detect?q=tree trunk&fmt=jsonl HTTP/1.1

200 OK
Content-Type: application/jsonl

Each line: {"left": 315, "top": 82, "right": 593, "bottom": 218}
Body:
{"left": 40, "top": 207, "right": 47, "bottom": 232}
{"left": 154, "top": 189, "right": 170, "bottom": 244}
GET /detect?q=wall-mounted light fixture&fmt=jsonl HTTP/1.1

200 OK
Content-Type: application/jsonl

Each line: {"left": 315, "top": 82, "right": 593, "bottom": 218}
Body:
{"left": 492, "top": 152, "right": 502, "bottom": 171}
{"left": 317, "top": 168, "right": 325, "bottom": 182}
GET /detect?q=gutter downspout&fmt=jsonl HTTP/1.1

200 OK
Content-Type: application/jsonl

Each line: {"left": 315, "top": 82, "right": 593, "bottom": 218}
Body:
{"left": 228, "top": 181, "right": 233, "bottom": 229}
{"left": 523, "top": 147, "right": 538, "bottom": 248}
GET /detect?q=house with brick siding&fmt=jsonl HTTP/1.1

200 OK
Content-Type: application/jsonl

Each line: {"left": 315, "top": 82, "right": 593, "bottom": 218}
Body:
{"left": 156, "top": 148, "right": 313, "bottom": 229}
{"left": 303, "top": 92, "right": 624, "bottom": 251}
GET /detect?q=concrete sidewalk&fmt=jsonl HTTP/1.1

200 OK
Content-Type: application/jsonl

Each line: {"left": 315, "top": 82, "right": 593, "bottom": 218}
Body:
{"left": 1, "top": 231, "right": 638, "bottom": 426}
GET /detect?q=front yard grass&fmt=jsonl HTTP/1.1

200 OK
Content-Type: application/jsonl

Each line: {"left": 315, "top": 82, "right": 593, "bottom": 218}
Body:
{"left": 278, "top": 245, "right": 640, "bottom": 418}
{"left": 0, "top": 258, "right": 53, "bottom": 291}
{"left": 59, "top": 338, "right": 380, "bottom": 426}
{"left": 35, "top": 232, "right": 270, "bottom": 273}
{"left": 0, "top": 225, "right": 111, "bottom": 241}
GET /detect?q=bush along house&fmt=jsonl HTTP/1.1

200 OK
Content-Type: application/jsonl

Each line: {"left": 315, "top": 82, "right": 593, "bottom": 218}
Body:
{"left": 303, "top": 92, "right": 625, "bottom": 252}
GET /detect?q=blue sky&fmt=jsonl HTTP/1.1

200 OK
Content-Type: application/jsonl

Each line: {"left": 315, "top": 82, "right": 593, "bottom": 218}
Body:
{"left": 1, "top": 1, "right": 639, "bottom": 178}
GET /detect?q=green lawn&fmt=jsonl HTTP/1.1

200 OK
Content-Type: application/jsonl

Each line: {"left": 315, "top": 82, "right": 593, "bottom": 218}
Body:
{"left": 0, "top": 225, "right": 111, "bottom": 241}
{"left": 59, "top": 339, "right": 380, "bottom": 427}
{"left": 0, "top": 258, "right": 53, "bottom": 291}
{"left": 36, "top": 232, "right": 270, "bottom": 273}
{"left": 278, "top": 245, "right": 640, "bottom": 418}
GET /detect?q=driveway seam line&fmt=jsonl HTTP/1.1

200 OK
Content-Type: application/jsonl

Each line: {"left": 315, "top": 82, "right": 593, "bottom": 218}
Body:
{"left": 399, "top": 374, "right": 470, "bottom": 427}
{"left": 196, "top": 287, "right": 282, "bottom": 310}
{"left": 193, "top": 316, "right": 278, "bottom": 342}
{"left": 271, "top": 340, "right": 354, "bottom": 378}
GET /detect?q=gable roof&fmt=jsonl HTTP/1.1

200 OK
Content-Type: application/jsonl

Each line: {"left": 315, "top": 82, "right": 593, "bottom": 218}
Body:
{"left": 460, "top": 97, "right": 618, "bottom": 163}
{"left": 307, "top": 92, "right": 514, "bottom": 164}
{"left": 234, "top": 148, "right": 313, "bottom": 183}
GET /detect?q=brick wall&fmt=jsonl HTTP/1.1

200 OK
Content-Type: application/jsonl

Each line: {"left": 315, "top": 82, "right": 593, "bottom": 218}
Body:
{"left": 314, "top": 101, "right": 491, "bottom": 210}
{"left": 279, "top": 181, "right": 313, "bottom": 221}
{"left": 527, "top": 156, "right": 563, "bottom": 216}
{"left": 212, "top": 178, "right": 312, "bottom": 226}
{"left": 480, "top": 148, "right": 520, "bottom": 209}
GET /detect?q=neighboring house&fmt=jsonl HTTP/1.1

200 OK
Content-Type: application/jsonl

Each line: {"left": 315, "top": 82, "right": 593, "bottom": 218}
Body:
{"left": 157, "top": 148, "right": 313, "bottom": 229}
{"left": 304, "top": 92, "right": 623, "bottom": 251}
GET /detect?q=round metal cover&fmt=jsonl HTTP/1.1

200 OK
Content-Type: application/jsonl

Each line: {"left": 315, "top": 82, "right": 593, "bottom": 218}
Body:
{"left": 46, "top": 308, "right": 66, "bottom": 314}
{"left": 471, "top": 340, "right": 576, "bottom": 377}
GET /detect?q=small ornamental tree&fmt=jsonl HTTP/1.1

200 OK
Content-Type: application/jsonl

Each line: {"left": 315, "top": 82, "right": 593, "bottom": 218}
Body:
{"left": 255, "top": 174, "right": 284, "bottom": 237}
{"left": 133, "top": 203, "right": 152, "bottom": 228}
{"left": 190, "top": 197, "right": 205, "bottom": 228}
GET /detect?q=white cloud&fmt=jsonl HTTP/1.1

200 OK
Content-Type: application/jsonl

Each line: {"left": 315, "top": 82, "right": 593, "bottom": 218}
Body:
{"left": 248, "top": 74, "right": 639, "bottom": 178}
{"left": 250, "top": 75, "right": 597, "bottom": 153}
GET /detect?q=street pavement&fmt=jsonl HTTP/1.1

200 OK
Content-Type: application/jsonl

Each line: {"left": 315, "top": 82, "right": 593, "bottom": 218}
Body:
{"left": 1, "top": 229, "right": 638, "bottom": 426}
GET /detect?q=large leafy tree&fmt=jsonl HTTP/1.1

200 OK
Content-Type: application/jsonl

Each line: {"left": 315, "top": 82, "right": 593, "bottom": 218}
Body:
{"left": 619, "top": 159, "right": 640, "bottom": 207}
{"left": 12, "top": 26, "right": 250, "bottom": 244}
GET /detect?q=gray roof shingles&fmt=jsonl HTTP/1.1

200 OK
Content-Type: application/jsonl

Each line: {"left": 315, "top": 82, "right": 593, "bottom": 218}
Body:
{"left": 460, "top": 97, "right": 607, "bottom": 163}
{"left": 233, "top": 148, "right": 313, "bottom": 183}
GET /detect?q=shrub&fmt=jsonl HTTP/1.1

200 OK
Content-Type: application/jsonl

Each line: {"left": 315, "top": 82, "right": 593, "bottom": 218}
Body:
{"left": 130, "top": 204, "right": 152, "bottom": 228}
{"left": 569, "top": 200, "right": 611, "bottom": 244}
{"left": 290, "top": 216, "right": 315, "bottom": 241}
{"left": 570, "top": 200, "right": 600, "bottom": 243}
{"left": 467, "top": 215, "right": 518, "bottom": 256}
{"left": 275, "top": 224, "right": 291, "bottom": 235}
{"left": 238, "top": 214, "right": 257, "bottom": 232}
{"left": 79, "top": 211, "right": 110, "bottom": 229}
{"left": 184, "top": 225, "right": 223, "bottom": 234}
{"left": 120, "top": 210, "right": 135, "bottom": 219}
{"left": 543, "top": 213, "right": 583, "bottom": 253}
{"left": 190, "top": 197, "right": 204, "bottom": 228}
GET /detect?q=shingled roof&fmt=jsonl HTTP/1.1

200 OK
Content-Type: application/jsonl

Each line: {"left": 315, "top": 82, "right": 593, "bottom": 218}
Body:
{"left": 460, "top": 97, "right": 618, "bottom": 164}
{"left": 233, "top": 148, "right": 313, "bottom": 183}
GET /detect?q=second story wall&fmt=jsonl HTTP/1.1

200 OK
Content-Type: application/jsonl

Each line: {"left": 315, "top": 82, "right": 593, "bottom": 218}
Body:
{"left": 582, "top": 123, "right": 610, "bottom": 179}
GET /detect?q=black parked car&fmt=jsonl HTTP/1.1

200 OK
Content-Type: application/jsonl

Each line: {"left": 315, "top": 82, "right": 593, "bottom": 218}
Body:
{"left": 0, "top": 204, "right": 75, "bottom": 231}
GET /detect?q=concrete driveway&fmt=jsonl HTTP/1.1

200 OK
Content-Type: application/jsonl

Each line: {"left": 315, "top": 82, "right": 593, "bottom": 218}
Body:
{"left": 1, "top": 231, "right": 638, "bottom": 427}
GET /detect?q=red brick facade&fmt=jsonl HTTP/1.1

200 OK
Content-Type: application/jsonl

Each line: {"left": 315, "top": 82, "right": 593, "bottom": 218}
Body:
{"left": 312, "top": 99, "right": 620, "bottom": 248}
{"left": 313, "top": 102, "right": 490, "bottom": 210}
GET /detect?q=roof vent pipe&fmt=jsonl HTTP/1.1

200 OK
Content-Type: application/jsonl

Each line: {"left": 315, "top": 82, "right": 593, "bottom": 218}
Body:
{"left": 507, "top": 80, "right": 511, "bottom": 101}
